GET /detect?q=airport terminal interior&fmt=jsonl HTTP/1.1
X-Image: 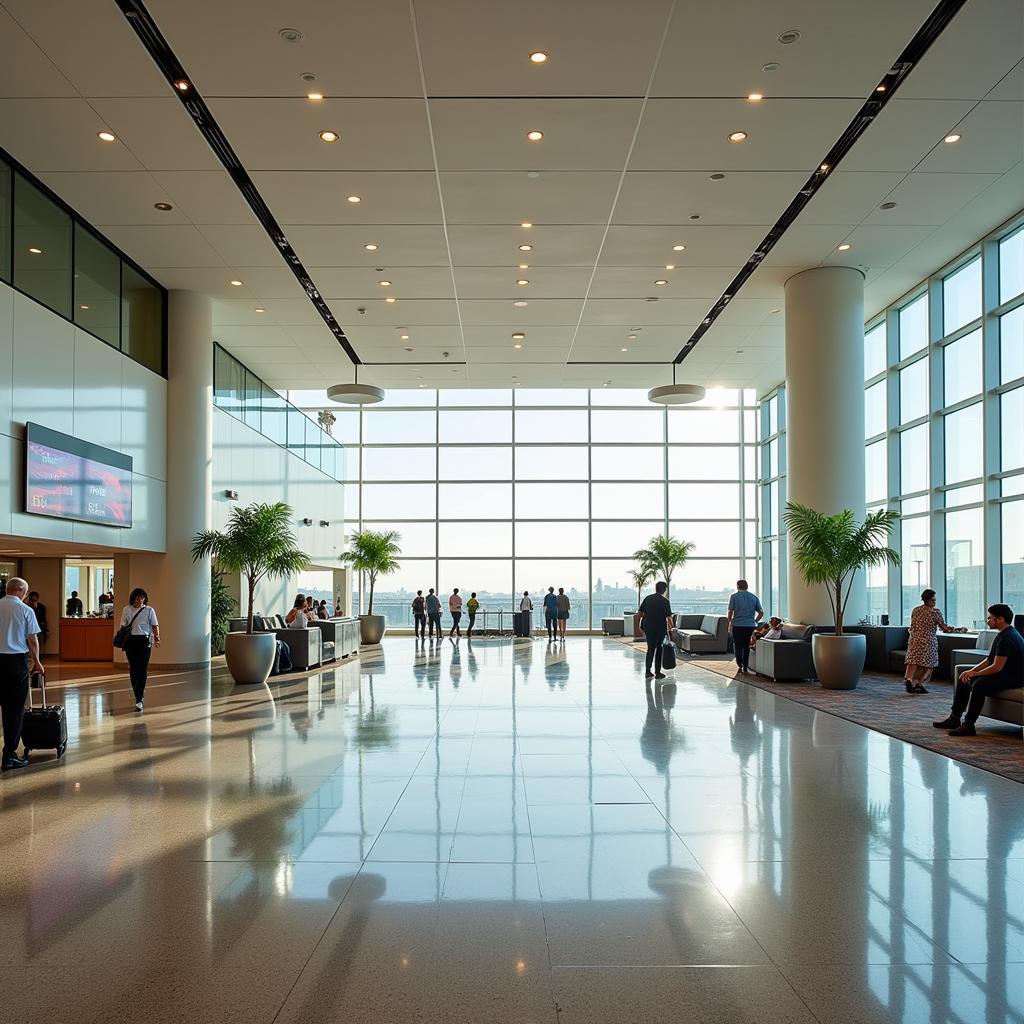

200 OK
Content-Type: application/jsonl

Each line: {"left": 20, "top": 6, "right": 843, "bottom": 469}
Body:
{"left": 0, "top": 1, "right": 1022, "bottom": 1021}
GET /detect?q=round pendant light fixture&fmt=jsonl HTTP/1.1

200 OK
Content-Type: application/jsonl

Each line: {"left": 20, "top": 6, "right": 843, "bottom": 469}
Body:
{"left": 327, "top": 367, "right": 384, "bottom": 405}
{"left": 647, "top": 365, "right": 705, "bottom": 406}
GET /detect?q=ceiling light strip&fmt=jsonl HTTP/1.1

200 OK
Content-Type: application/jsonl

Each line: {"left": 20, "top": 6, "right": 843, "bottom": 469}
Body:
{"left": 674, "top": 0, "right": 969, "bottom": 365}
{"left": 114, "top": 0, "right": 360, "bottom": 364}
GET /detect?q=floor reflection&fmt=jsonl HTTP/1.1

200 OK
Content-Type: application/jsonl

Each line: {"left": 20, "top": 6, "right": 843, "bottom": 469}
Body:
{"left": 1, "top": 637, "right": 1021, "bottom": 1022}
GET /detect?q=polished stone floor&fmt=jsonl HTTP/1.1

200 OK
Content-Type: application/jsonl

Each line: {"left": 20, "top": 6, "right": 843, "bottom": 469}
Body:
{"left": 2, "top": 637, "right": 1022, "bottom": 1023}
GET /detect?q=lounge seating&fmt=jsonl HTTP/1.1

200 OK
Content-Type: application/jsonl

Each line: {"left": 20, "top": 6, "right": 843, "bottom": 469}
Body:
{"left": 314, "top": 617, "right": 361, "bottom": 659}
{"left": 670, "top": 614, "right": 729, "bottom": 654}
{"left": 274, "top": 626, "right": 322, "bottom": 669}
{"left": 951, "top": 630, "right": 1023, "bottom": 729}
{"left": 885, "top": 632, "right": 975, "bottom": 681}
{"left": 750, "top": 622, "right": 817, "bottom": 681}
{"left": 601, "top": 617, "right": 625, "bottom": 636}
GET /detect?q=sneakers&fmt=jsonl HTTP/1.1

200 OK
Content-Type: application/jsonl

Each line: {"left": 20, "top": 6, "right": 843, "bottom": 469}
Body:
{"left": 1, "top": 754, "right": 29, "bottom": 771}
{"left": 948, "top": 722, "right": 977, "bottom": 737}
{"left": 655, "top": 673, "right": 667, "bottom": 680}
{"left": 645, "top": 672, "right": 655, "bottom": 680}
{"left": 135, "top": 700, "right": 144, "bottom": 712}
{"left": 932, "top": 716, "right": 960, "bottom": 730}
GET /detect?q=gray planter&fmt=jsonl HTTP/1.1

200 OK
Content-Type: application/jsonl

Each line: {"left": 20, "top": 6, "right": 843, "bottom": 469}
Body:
{"left": 359, "top": 614, "right": 386, "bottom": 645}
{"left": 224, "top": 631, "right": 277, "bottom": 685}
{"left": 811, "top": 632, "right": 866, "bottom": 690}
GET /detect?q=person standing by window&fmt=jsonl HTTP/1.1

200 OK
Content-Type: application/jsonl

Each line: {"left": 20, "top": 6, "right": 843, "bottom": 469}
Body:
{"left": 466, "top": 592, "right": 480, "bottom": 637}
{"left": 904, "top": 588, "right": 965, "bottom": 693}
{"left": 449, "top": 588, "right": 463, "bottom": 638}
{"left": 639, "top": 581, "right": 674, "bottom": 680}
{"left": 727, "top": 579, "right": 763, "bottom": 674}
{"left": 425, "top": 588, "right": 442, "bottom": 639}
{"left": 555, "top": 587, "right": 571, "bottom": 642}
{"left": 120, "top": 588, "right": 160, "bottom": 712}
{"left": 543, "top": 587, "right": 558, "bottom": 641}
{"left": 65, "top": 590, "right": 83, "bottom": 617}
{"left": 412, "top": 590, "right": 427, "bottom": 640}
{"left": 0, "top": 577, "right": 44, "bottom": 771}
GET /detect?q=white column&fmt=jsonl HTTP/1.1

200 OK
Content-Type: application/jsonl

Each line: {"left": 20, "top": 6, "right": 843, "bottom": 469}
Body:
{"left": 785, "top": 267, "right": 866, "bottom": 625}
{"left": 131, "top": 291, "right": 213, "bottom": 666}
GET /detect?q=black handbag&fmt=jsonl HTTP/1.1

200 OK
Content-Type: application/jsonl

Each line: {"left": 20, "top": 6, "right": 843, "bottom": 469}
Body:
{"left": 113, "top": 607, "right": 146, "bottom": 649}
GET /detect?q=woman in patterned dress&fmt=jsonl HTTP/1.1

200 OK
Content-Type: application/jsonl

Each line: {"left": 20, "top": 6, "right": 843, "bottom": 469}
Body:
{"left": 904, "top": 589, "right": 965, "bottom": 693}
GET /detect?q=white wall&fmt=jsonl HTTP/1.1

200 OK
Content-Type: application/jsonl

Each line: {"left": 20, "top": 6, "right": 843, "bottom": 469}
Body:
{"left": 212, "top": 408, "right": 347, "bottom": 619}
{"left": 0, "top": 282, "right": 167, "bottom": 552}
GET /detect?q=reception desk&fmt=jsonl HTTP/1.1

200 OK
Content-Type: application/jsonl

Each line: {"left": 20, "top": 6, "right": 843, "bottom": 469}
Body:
{"left": 60, "top": 618, "right": 114, "bottom": 661}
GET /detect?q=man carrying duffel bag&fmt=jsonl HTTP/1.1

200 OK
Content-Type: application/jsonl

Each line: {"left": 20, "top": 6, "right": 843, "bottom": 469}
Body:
{"left": 638, "top": 580, "right": 675, "bottom": 681}
{"left": 0, "top": 576, "right": 46, "bottom": 771}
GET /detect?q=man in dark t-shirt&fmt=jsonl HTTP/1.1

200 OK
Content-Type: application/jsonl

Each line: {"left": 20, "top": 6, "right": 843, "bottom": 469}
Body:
{"left": 934, "top": 603, "right": 1023, "bottom": 736}
{"left": 639, "top": 581, "right": 674, "bottom": 680}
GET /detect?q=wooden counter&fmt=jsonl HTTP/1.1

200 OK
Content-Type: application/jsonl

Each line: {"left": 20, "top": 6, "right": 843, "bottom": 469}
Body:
{"left": 59, "top": 618, "right": 114, "bottom": 662}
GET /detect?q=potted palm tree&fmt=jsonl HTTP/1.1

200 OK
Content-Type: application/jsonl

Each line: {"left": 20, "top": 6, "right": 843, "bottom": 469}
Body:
{"left": 632, "top": 535, "right": 694, "bottom": 638}
{"left": 192, "top": 502, "right": 310, "bottom": 685}
{"left": 629, "top": 565, "right": 655, "bottom": 612}
{"left": 784, "top": 502, "right": 900, "bottom": 690}
{"left": 342, "top": 529, "right": 401, "bottom": 645}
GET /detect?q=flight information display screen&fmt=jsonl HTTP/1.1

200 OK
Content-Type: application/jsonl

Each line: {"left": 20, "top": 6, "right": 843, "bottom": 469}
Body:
{"left": 25, "top": 422, "right": 133, "bottom": 528}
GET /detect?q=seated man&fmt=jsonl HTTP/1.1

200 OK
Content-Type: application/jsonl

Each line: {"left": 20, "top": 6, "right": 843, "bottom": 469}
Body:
{"left": 751, "top": 616, "right": 783, "bottom": 646}
{"left": 933, "top": 603, "right": 1023, "bottom": 736}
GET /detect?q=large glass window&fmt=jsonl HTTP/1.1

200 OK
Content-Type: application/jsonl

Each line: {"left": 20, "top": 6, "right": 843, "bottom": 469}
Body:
{"left": 1002, "top": 502, "right": 1024, "bottom": 610}
{"left": 864, "top": 322, "right": 887, "bottom": 380}
{"left": 900, "top": 425, "right": 929, "bottom": 495}
{"left": 438, "top": 483, "right": 512, "bottom": 520}
{"left": 899, "top": 357, "right": 928, "bottom": 423}
{"left": 999, "top": 225, "right": 1024, "bottom": 303}
{"left": 13, "top": 173, "right": 72, "bottom": 317}
{"left": 0, "top": 162, "right": 10, "bottom": 283}
{"left": 514, "top": 409, "right": 588, "bottom": 443}
{"left": 364, "top": 410, "right": 436, "bottom": 444}
{"left": 514, "top": 446, "right": 588, "bottom": 480}
{"left": 439, "top": 446, "right": 511, "bottom": 480}
{"left": 945, "top": 508, "right": 984, "bottom": 627}
{"left": 439, "top": 409, "right": 512, "bottom": 444}
{"left": 942, "top": 257, "right": 981, "bottom": 335}
{"left": 121, "top": 264, "right": 164, "bottom": 374}
{"left": 1001, "top": 305, "right": 1024, "bottom": 384}
{"left": 865, "top": 440, "right": 887, "bottom": 504}
{"left": 1001, "top": 387, "right": 1024, "bottom": 473}
{"left": 591, "top": 446, "right": 663, "bottom": 480}
{"left": 901, "top": 517, "right": 931, "bottom": 622}
{"left": 943, "top": 329, "right": 982, "bottom": 405}
{"left": 865, "top": 381, "right": 886, "bottom": 438}
{"left": 944, "top": 403, "right": 983, "bottom": 484}
{"left": 899, "top": 294, "right": 928, "bottom": 360}
{"left": 363, "top": 447, "right": 436, "bottom": 481}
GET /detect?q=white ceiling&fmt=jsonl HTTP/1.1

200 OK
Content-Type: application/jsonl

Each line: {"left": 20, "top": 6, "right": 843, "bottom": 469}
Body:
{"left": 0, "top": 0, "right": 1020, "bottom": 393}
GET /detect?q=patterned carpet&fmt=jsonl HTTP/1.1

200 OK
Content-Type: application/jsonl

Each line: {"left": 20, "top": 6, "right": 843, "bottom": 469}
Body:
{"left": 617, "top": 637, "right": 1024, "bottom": 785}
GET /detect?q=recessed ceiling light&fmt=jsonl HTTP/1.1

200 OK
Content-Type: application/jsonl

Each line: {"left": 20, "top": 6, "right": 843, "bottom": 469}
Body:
{"left": 230, "top": 279, "right": 243, "bottom": 286}
{"left": 527, "top": 170, "right": 540, "bottom": 179}
{"left": 655, "top": 279, "right": 668, "bottom": 285}
{"left": 672, "top": 244, "right": 686, "bottom": 251}
{"left": 346, "top": 195, "right": 361, "bottom": 203}
{"left": 529, "top": 51, "right": 548, "bottom": 63}
{"left": 728, "top": 131, "right": 748, "bottom": 142}
{"left": 513, "top": 300, "right": 528, "bottom": 307}
{"left": 665, "top": 264, "right": 675, "bottom": 270}
{"left": 513, "top": 343, "right": 523, "bottom": 349}
{"left": 526, "top": 130, "right": 544, "bottom": 142}
{"left": 97, "top": 130, "right": 116, "bottom": 142}
{"left": 363, "top": 243, "right": 379, "bottom": 251}
{"left": 747, "top": 93, "right": 763, "bottom": 102}
{"left": 880, "top": 201, "right": 897, "bottom": 210}
{"left": 278, "top": 28, "right": 303, "bottom": 42}
{"left": 521, "top": 221, "right": 533, "bottom": 228}
{"left": 174, "top": 79, "right": 190, "bottom": 91}
{"left": 628, "top": 334, "right": 636, "bottom": 340}
{"left": 385, "top": 296, "right": 397, "bottom": 303}
{"left": 379, "top": 280, "right": 392, "bottom": 286}
{"left": 770, "top": 308, "right": 780, "bottom": 314}
{"left": 319, "top": 130, "right": 339, "bottom": 142}
{"left": 512, "top": 332, "right": 525, "bottom": 339}
{"left": 516, "top": 278, "right": 529, "bottom": 286}
{"left": 944, "top": 133, "right": 961, "bottom": 143}
{"left": 27, "top": 247, "right": 41, "bottom": 254}
{"left": 876, "top": 84, "right": 887, "bottom": 92}
{"left": 518, "top": 263, "right": 529, "bottom": 269}
{"left": 778, "top": 29, "right": 801, "bottom": 44}
{"left": 762, "top": 62, "right": 780, "bottom": 72}
{"left": 519, "top": 244, "right": 533, "bottom": 252}
{"left": 154, "top": 202, "right": 173, "bottom": 211}
{"left": 400, "top": 333, "right": 410, "bottom": 340}
{"left": 621, "top": 347, "right": 628, "bottom": 352}
{"left": 255, "top": 307, "right": 265, "bottom": 313}
{"left": 307, "top": 92, "right": 324, "bottom": 101}
{"left": 837, "top": 243, "right": 852, "bottom": 251}
{"left": 80, "top": 304, "right": 90, "bottom": 310}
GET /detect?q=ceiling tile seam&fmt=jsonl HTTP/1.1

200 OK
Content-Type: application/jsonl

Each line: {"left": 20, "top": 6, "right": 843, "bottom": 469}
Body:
{"left": 407, "top": 0, "right": 472, "bottom": 383}
{"left": 112, "top": 0, "right": 362, "bottom": 364}
{"left": 674, "top": 0, "right": 971, "bottom": 364}
{"left": 562, "top": 0, "right": 681, "bottom": 368}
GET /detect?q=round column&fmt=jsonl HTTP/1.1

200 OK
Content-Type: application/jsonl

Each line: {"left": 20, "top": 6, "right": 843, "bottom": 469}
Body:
{"left": 136, "top": 291, "right": 212, "bottom": 667}
{"left": 785, "top": 267, "right": 866, "bottom": 626}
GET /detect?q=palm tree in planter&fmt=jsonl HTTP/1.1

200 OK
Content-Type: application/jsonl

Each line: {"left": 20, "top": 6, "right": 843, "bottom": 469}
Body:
{"left": 342, "top": 529, "right": 402, "bottom": 644}
{"left": 784, "top": 502, "right": 900, "bottom": 690}
{"left": 192, "top": 502, "right": 310, "bottom": 685}
{"left": 628, "top": 565, "right": 655, "bottom": 613}
{"left": 634, "top": 535, "right": 696, "bottom": 595}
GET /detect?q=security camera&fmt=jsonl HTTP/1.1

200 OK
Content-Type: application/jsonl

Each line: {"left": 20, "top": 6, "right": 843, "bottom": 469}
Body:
{"left": 357, "top": 307, "right": 367, "bottom": 315}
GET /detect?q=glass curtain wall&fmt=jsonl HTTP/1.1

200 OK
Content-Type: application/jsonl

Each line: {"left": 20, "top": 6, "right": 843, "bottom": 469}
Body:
{"left": 758, "top": 387, "right": 787, "bottom": 618}
{"left": 292, "top": 388, "right": 759, "bottom": 629}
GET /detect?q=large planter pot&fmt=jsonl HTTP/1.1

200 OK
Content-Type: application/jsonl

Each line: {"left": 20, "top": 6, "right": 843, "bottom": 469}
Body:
{"left": 812, "top": 632, "right": 866, "bottom": 690}
{"left": 359, "top": 614, "right": 386, "bottom": 645}
{"left": 224, "top": 631, "right": 277, "bottom": 685}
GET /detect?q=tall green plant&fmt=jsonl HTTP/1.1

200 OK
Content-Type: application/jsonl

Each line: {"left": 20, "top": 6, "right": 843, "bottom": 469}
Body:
{"left": 784, "top": 502, "right": 900, "bottom": 634}
{"left": 342, "top": 529, "right": 402, "bottom": 616}
{"left": 628, "top": 565, "right": 655, "bottom": 609}
{"left": 191, "top": 502, "right": 310, "bottom": 635}
{"left": 633, "top": 534, "right": 696, "bottom": 592}
{"left": 210, "top": 565, "right": 236, "bottom": 655}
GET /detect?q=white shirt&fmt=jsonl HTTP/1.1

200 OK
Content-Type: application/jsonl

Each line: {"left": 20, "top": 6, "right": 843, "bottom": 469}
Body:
{"left": 0, "top": 594, "right": 40, "bottom": 654}
{"left": 289, "top": 610, "right": 310, "bottom": 629}
{"left": 120, "top": 604, "right": 159, "bottom": 638}
{"left": 520, "top": 596, "right": 533, "bottom": 611}
{"left": 763, "top": 626, "right": 783, "bottom": 640}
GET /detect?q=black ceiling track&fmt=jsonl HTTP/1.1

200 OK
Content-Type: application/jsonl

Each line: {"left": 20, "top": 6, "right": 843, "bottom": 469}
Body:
{"left": 114, "top": 0, "right": 361, "bottom": 364}
{"left": 674, "top": 0, "right": 969, "bottom": 364}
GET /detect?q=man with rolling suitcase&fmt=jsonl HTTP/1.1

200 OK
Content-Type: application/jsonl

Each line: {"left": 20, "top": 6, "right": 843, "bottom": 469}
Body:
{"left": 0, "top": 577, "right": 45, "bottom": 771}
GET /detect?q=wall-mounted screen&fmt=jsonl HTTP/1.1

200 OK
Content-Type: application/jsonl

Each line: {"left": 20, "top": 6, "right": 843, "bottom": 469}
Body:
{"left": 25, "top": 422, "right": 132, "bottom": 528}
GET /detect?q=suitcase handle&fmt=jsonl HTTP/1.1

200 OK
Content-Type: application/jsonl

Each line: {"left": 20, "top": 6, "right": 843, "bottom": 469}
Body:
{"left": 31, "top": 671, "right": 46, "bottom": 707}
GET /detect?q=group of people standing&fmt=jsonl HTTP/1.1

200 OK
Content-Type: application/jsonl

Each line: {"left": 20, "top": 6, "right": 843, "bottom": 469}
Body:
{"left": 410, "top": 586, "right": 573, "bottom": 641}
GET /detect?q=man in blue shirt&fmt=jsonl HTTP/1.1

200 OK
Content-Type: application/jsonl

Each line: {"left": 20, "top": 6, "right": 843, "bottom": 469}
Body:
{"left": 1, "top": 577, "right": 45, "bottom": 771}
{"left": 425, "top": 588, "right": 442, "bottom": 640}
{"left": 543, "top": 587, "right": 558, "bottom": 641}
{"left": 727, "top": 579, "right": 763, "bottom": 674}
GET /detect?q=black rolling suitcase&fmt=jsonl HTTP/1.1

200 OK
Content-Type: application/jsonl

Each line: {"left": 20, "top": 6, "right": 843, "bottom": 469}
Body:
{"left": 513, "top": 611, "right": 532, "bottom": 638}
{"left": 21, "top": 674, "right": 67, "bottom": 759}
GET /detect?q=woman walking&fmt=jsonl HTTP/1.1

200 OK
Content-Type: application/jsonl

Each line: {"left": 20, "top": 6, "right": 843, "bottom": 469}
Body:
{"left": 120, "top": 588, "right": 160, "bottom": 711}
{"left": 555, "top": 587, "right": 571, "bottom": 642}
{"left": 904, "top": 588, "right": 964, "bottom": 693}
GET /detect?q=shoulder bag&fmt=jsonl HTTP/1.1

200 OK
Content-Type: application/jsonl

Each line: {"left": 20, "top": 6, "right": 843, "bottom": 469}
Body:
{"left": 113, "top": 607, "right": 147, "bottom": 649}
